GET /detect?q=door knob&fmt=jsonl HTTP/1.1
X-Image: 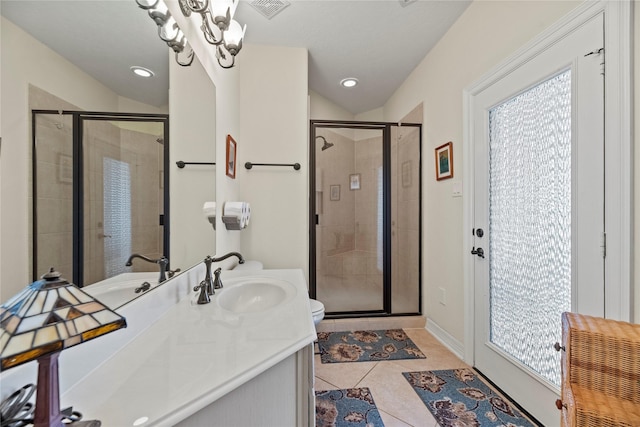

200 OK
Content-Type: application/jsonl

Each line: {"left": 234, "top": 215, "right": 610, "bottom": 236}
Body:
{"left": 471, "top": 247, "right": 485, "bottom": 258}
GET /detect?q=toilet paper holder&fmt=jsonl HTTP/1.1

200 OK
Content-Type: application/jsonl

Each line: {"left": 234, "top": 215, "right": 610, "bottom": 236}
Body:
{"left": 222, "top": 215, "right": 243, "bottom": 230}
{"left": 222, "top": 201, "right": 250, "bottom": 230}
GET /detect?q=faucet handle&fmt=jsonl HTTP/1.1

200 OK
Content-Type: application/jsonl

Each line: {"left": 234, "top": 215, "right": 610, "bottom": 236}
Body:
{"left": 194, "top": 280, "right": 211, "bottom": 304}
{"left": 213, "top": 268, "right": 223, "bottom": 289}
{"left": 157, "top": 256, "right": 169, "bottom": 283}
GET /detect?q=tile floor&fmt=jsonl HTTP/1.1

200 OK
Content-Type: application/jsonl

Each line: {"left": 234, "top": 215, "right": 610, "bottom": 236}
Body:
{"left": 314, "top": 317, "right": 469, "bottom": 427}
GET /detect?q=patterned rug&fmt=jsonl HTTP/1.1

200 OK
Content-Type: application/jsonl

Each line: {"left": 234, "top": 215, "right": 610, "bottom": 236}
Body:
{"left": 315, "top": 388, "right": 385, "bottom": 427}
{"left": 403, "top": 368, "right": 536, "bottom": 427}
{"left": 317, "top": 329, "right": 426, "bottom": 363}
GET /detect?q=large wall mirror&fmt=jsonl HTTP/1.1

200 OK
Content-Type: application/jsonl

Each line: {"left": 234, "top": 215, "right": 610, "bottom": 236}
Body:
{"left": 32, "top": 107, "right": 170, "bottom": 287}
{"left": 2, "top": 1, "right": 217, "bottom": 308}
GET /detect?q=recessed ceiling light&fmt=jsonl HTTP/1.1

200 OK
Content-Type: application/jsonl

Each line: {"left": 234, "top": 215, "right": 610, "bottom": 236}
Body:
{"left": 340, "top": 78, "right": 358, "bottom": 88}
{"left": 130, "top": 66, "right": 155, "bottom": 78}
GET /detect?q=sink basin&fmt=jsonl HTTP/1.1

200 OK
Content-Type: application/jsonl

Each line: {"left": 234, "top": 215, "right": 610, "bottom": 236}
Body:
{"left": 216, "top": 277, "right": 296, "bottom": 313}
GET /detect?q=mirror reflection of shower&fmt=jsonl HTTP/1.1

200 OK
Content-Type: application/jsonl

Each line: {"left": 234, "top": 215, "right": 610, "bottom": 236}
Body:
{"left": 316, "top": 135, "right": 334, "bottom": 151}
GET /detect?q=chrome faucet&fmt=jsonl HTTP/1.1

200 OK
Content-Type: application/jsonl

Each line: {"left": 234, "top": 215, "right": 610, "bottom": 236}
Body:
{"left": 125, "top": 253, "right": 169, "bottom": 283}
{"left": 210, "top": 252, "right": 245, "bottom": 264}
{"left": 204, "top": 256, "right": 215, "bottom": 295}
{"left": 198, "top": 252, "right": 244, "bottom": 297}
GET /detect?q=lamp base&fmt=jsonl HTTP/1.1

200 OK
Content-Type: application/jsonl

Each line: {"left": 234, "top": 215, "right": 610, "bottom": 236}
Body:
{"left": 34, "top": 352, "right": 64, "bottom": 427}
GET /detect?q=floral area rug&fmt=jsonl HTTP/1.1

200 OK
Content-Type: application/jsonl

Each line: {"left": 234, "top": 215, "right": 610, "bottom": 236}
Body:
{"left": 317, "top": 329, "right": 426, "bottom": 364}
{"left": 315, "top": 388, "right": 385, "bottom": 427}
{"left": 403, "top": 369, "right": 537, "bottom": 427}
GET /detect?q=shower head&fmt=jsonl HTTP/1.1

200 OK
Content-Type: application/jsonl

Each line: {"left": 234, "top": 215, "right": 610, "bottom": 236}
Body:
{"left": 316, "top": 135, "right": 334, "bottom": 151}
{"left": 156, "top": 137, "right": 164, "bottom": 144}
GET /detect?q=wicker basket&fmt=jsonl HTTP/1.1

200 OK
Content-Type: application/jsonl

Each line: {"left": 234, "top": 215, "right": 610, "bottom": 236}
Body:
{"left": 558, "top": 312, "right": 640, "bottom": 427}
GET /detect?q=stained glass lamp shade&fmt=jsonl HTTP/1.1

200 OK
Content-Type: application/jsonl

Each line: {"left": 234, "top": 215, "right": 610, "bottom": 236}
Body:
{"left": 0, "top": 269, "right": 127, "bottom": 426}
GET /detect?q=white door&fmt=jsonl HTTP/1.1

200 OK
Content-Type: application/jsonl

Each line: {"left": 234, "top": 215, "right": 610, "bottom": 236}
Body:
{"left": 472, "top": 13, "right": 604, "bottom": 426}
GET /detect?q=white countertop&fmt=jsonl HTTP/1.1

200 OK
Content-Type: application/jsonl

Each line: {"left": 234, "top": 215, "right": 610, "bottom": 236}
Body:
{"left": 61, "top": 268, "right": 316, "bottom": 426}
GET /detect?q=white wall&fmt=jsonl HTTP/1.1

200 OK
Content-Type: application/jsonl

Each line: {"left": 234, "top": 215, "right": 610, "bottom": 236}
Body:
{"left": 169, "top": 55, "right": 217, "bottom": 271}
{"left": 309, "top": 90, "right": 354, "bottom": 121}
{"left": 237, "top": 44, "right": 309, "bottom": 277}
{"left": 0, "top": 17, "right": 165, "bottom": 300}
{"left": 166, "top": 1, "right": 242, "bottom": 265}
{"left": 382, "top": 0, "right": 584, "bottom": 343}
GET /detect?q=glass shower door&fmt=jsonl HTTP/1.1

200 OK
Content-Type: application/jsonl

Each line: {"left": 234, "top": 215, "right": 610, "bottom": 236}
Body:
{"left": 390, "top": 124, "right": 421, "bottom": 313}
{"left": 82, "top": 119, "right": 166, "bottom": 285}
{"left": 312, "top": 122, "right": 421, "bottom": 316}
{"left": 314, "top": 127, "right": 385, "bottom": 313}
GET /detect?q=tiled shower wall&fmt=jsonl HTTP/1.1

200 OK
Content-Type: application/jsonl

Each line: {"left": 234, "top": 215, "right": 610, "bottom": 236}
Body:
{"left": 30, "top": 86, "right": 162, "bottom": 286}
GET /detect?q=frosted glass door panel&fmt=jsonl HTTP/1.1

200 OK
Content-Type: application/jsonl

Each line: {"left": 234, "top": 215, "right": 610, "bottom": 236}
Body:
{"left": 103, "top": 157, "right": 132, "bottom": 278}
{"left": 488, "top": 70, "right": 571, "bottom": 386}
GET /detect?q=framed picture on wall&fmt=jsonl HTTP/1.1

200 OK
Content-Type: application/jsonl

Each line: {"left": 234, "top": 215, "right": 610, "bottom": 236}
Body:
{"left": 349, "top": 173, "right": 361, "bottom": 190}
{"left": 330, "top": 185, "right": 340, "bottom": 201}
{"left": 435, "top": 141, "right": 454, "bottom": 181}
{"left": 226, "top": 134, "right": 237, "bottom": 179}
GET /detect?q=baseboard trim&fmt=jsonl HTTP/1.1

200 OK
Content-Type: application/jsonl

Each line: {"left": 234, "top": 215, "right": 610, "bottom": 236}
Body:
{"left": 425, "top": 317, "right": 465, "bottom": 360}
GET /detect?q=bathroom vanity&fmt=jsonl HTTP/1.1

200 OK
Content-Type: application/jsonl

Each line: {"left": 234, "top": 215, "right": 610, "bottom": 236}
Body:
{"left": 0, "top": 266, "right": 317, "bottom": 426}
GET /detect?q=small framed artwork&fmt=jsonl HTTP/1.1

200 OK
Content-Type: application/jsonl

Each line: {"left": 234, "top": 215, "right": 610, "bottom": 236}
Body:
{"left": 349, "top": 173, "right": 361, "bottom": 190}
{"left": 58, "top": 154, "right": 73, "bottom": 183}
{"left": 226, "top": 134, "right": 237, "bottom": 179}
{"left": 402, "top": 161, "right": 411, "bottom": 187}
{"left": 330, "top": 185, "right": 340, "bottom": 201}
{"left": 435, "top": 141, "right": 454, "bottom": 181}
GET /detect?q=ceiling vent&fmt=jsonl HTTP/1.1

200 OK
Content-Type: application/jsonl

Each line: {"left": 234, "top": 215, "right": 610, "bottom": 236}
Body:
{"left": 249, "top": 0, "right": 291, "bottom": 20}
{"left": 399, "top": 0, "right": 417, "bottom": 6}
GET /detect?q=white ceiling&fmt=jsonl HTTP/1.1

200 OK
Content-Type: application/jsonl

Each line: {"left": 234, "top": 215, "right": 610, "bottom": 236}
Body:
{"left": 1, "top": 0, "right": 471, "bottom": 114}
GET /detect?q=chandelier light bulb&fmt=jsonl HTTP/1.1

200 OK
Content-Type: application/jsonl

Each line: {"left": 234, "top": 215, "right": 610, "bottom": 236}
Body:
{"left": 224, "top": 20, "right": 246, "bottom": 48}
{"left": 151, "top": 0, "right": 168, "bottom": 15}
{"left": 159, "top": 16, "right": 179, "bottom": 42}
{"left": 135, "top": 0, "right": 160, "bottom": 10}
{"left": 210, "top": 0, "right": 238, "bottom": 20}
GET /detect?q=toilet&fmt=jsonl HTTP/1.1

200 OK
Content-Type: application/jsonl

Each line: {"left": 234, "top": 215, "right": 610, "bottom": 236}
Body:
{"left": 232, "top": 260, "right": 325, "bottom": 325}
{"left": 309, "top": 299, "right": 325, "bottom": 326}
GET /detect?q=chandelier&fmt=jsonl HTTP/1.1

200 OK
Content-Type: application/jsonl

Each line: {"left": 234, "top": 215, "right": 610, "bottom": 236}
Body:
{"left": 178, "top": 0, "right": 247, "bottom": 69}
{"left": 136, "top": 0, "right": 195, "bottom": 67}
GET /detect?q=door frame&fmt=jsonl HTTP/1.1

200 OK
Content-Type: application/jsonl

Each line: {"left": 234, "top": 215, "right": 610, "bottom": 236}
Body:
{"left": 462, "top": 0, "right": 633, "bottom": 364}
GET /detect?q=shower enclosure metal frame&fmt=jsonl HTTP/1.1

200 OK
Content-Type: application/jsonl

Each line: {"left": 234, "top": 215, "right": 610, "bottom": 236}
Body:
{"left": 31, "top": 110, "right": 170, "bottom": 286}
{"left": 309, "top": 119, "right": 422, "bottom": 317}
